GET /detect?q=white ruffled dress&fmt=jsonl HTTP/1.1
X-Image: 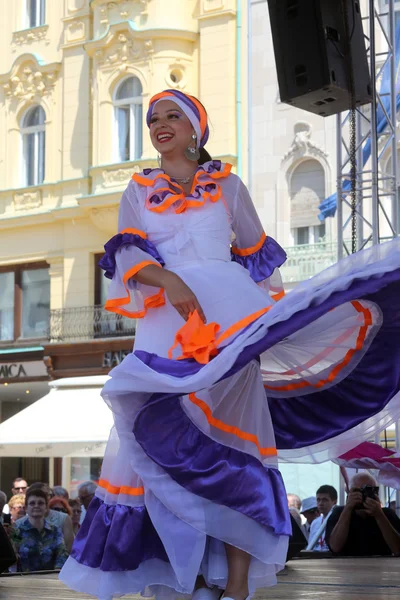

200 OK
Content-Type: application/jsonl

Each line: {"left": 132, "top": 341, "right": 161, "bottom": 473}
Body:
{"left": 60, "top": 161, "right": 400, "bottom": 600}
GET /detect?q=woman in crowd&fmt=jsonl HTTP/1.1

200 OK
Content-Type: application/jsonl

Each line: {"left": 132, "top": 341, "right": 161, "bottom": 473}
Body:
{"left": 68, "top": 500, "right": 82, "bottom": 536}
{"left": 16, "top": 483, "right": 74, "bottom": 553}
{"left": 8, "top": 494, "right": 26, "bottom": 524}
{"left": 49, "top": 496, "right": 72, "bottom": 518}
{"left": 10, "top": 488, "right": 68, "bottom": 572}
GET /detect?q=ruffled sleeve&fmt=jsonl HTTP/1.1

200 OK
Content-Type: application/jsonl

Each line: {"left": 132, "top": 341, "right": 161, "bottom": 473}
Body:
{"left": 98, "top": 180, "right": 166, "bottom": 318}
{"left": 230, "top": 178, "right": 287, "bottom": 301}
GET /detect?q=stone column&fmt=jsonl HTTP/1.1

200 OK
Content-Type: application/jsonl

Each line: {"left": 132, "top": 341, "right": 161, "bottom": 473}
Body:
{"left": 47, "top": 257, "right": 64, "bottom": 311}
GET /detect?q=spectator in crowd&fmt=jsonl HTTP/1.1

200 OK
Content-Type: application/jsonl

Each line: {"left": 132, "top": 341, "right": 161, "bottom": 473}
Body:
{"left": 77, "top": 481, "right": 97, "bottom": 511}
{"left": 307, "top": 485, "right": 337, "bottom": 552}
{"left": 49, "top": 497, "right": 72, "bottom": 517}
{"left": 16, "top": 483, "right": 74, "bottom": 553}
{"left": 9, "top": 488, "right": 68, "bottom": 572}
{"left": 53, "top": 486, "right": 69, "bottom": 500}
{"left": 300, "top": 497, "right": 319, "bottom": 538}
{"left": 68, "top": 500, "right": 82, "bottom": 536}
{"left": 0, "top": 491, "right": 7, "bottom": 519}
{"left": 287, "top": 492, "right": 303, "bottom": 528}
{"left": 326, "top": 472, "right": 400, "bottom": 556}
{"left": 3, "top": 478, "right": 28, "bottom": 516}
{"left": 8, "top": 495, "right": 26, "bottom": 524}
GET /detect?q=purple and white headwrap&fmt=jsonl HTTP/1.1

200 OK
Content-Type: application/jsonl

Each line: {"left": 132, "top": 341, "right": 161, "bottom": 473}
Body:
{"left": 146, "top": 89, "right": 209, "bottom": 149}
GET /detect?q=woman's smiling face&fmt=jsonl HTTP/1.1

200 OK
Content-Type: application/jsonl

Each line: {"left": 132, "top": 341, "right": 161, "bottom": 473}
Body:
{"left": 149, "top": 100, "right": 194, "bottom": 157}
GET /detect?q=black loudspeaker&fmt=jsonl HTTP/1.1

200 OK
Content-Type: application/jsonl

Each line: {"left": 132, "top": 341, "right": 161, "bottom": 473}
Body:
{"left": 267, "top": 0, "right": 372, "bottom": 117}
{"left": 286, "top": 515, "right": 307, "bottom": 562}
{"left": 0, "top": 523, "right": 17, "bottom": 573}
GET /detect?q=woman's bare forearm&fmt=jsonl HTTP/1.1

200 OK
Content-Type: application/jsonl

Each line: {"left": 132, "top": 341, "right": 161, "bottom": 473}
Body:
{"left": 133, "top": 264, "right": 176, "bottom": 288}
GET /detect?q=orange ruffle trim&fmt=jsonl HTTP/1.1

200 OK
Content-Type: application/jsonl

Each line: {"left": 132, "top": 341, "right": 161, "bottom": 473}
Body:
{"left": 105, "top": 260, "right": 165, "bottom": 319}
{"left": 98, "top": 479, "right": 144, "bottom": 497}
{"left": 132, "top": 163, "right": 232, "bottom": 214}
{"left": 188, "top": 393, "right": 277, "bottom": 457}
{"left": 263, "top": 300, "right": 373, "bottom": 392}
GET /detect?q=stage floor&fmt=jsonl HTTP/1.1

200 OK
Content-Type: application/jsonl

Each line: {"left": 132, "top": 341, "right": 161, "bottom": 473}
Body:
{"left": 0, "top": 558, "right": 399, "bottom": 599}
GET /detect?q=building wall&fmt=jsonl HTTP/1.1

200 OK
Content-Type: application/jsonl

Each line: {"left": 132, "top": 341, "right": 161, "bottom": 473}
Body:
{"left": 249, "top": 0, "right": 337, "bottom": 249}
{"left": 0, "top": 0, "right": 243, "bottom": 488}
{"left": 0, "top": 0, "right": 241, "bottom": 320}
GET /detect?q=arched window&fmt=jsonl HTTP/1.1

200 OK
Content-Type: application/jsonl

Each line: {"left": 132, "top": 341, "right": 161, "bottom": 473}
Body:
{"left": 290, "top": 159, "right": 326, "bottom": 245}
{"left": 114, "top": 77, "right": 143, "bottom": 162}
{"left": 26, "top": 0, "right": 46, "bottom": 28}
{"left": 21, "top": 105, "right": 46, "bottom": 186}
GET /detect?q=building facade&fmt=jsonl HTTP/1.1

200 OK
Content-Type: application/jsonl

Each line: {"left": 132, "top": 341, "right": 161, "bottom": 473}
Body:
{"left": 249, "top": 0, "right": 399, "bottom": 288}
{"left": 0, "top": 0, "right": 245, "bottom": 492}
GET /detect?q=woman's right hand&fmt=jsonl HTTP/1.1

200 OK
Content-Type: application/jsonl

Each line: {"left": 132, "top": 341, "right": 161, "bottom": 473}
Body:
{"left": 162, "top": 271, "right": 206, "bottom": 323}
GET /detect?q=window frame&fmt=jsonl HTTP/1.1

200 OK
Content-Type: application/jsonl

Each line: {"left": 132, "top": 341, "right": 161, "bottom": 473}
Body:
{"left": 0, "top": 262, "right": 49, "bottom": 344}
{"left": 26, "top": 0, "right": 46, "bottom": 29}
{"left": 21, "top": 105, "right": 46, "bottom": 187}
{"left": 113, "top": 77, "right": 143, "bottom": 163}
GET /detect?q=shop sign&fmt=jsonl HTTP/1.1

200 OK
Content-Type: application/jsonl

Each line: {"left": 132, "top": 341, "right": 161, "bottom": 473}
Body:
{"left": 0, "top": 360, "right": 47, "bottom": 380}
{"left": 103, "top": 350, "right": 130, "bottom": 368}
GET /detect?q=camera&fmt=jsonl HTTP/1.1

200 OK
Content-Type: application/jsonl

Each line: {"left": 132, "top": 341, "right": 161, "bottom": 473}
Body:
{"left": 361, "top": 485, "right": 380, "bottom": 502}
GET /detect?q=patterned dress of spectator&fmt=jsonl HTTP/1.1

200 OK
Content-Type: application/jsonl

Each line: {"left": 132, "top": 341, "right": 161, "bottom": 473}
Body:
{"left": 10, "top": 517, "right": 68, "bottom": 572}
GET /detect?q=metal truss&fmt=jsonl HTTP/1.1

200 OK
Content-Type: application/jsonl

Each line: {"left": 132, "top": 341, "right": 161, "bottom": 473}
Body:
{"left": 337, "top": 0, "right": 399, "bottom": 258}
{"left": 337, "top": 1, "right": 400, "bottom": 513}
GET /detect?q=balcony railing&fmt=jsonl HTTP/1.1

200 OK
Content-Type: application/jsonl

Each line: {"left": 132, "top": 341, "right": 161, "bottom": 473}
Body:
{"left": 280, "top": 241, "right": 338, "bottom": 283}
{"left": 48, "top": 305, "right": 135, "bottom": 342}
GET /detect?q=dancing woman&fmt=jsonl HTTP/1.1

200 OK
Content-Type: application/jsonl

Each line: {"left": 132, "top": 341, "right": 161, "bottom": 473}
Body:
{"left": 60, "top": 90, "right": 400, "bottom": 600}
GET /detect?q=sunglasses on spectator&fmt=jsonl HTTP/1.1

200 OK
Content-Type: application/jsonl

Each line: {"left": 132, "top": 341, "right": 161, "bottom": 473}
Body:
{"left": 13, "top": 486, "right": 27, "bottom": 491}
{"left": 52, "top": 507, "right": 67, "bottom": 513}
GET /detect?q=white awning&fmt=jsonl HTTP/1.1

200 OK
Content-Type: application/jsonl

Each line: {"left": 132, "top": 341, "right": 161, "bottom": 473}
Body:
{"left": 0, "top": 376, "right": 113, "bottom": 457}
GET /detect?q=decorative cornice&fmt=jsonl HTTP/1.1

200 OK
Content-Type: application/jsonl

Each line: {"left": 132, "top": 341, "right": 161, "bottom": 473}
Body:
{"left": 13, "top": 189, "right": 42, "bottom": 211}
{"left": 0, "top": 54, "right": 61, "bottom": 103}
{"left": 85, "top": 22, "right": 197, "bottom": 58}
{"left": 12, "top": 25, "right": 50, "bottom": 50}
{"left": 91, "top": 0, "right": 148, "bottom": 11}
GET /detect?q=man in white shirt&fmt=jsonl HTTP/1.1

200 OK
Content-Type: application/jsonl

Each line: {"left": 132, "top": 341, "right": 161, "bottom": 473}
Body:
{"left": 307, "top": 485, "right": 337, "bottom": 552}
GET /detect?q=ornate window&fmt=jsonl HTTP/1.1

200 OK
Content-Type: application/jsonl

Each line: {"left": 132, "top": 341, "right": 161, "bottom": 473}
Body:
{"left": 290, "top": 159, "right": 326, "bottom": 246}
{"left": 21, "top": 105, "right": 46, "bottom": 187}
{"left": 26, "top": 0, "right": 46, "bottom": 28}
{"left": 114, "top": 77, "right": 143, "bottom": 162}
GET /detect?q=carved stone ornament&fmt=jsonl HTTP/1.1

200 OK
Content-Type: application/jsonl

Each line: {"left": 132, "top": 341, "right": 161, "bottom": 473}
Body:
{"left": 89, "top": 28, "right": 153, "bottom": 72}
{"left": 13, "top": 190, "right": 42, "bottom": 211}
{"left": 283, "top": 121, "right": 328, "bottom": 162}
{"left": 89, "top": 206, "right": 119, "bottom": 233}
{"left": 2, "top": 58, "right": 60, "bottom": 103}
{"left": 102, "top": 165, "right": 139, "bottom": 187}
{"left": 66, "top": 21, "right": 86, "bottom": 43}
{"left": 94, "top": 0, "right": 148, "bottom": 28}
{"left": 12, "top": 25, "right": 50, "bottom": 50}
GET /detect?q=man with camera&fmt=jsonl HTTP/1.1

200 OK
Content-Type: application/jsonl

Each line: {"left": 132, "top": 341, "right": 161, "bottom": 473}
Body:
{"left": 326, "top": 472, "right": 400, "bottom": 556}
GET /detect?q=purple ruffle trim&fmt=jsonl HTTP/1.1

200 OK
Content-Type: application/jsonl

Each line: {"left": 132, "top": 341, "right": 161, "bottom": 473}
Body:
{"left": 71, "top": 497, "right": 168, "bottom": 571}
{"left": 133, "top": 270, "right": 400, "bottom": 451}
{"left": 231, "top": 236, "right": 287, "bottom": 282}
{"left": 134, "top": 395, "right": 291, "bottom": 536}
{"left": 99, "top": 233, "right": 165, "bottom": 280}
